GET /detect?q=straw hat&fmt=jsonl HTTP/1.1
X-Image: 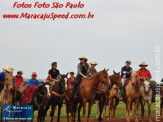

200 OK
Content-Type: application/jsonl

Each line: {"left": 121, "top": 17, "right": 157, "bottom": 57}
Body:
{"left": 79, "top": 56, "right": 88, "bottom": 61}
{"left": 139, "top": 62, "right": 148, "bottom": 67}
{"left": 3, "top": 66, "right": 13, "bottom": 72}
{"left": 90, "top": 61, "right": 98, "bottom": 65}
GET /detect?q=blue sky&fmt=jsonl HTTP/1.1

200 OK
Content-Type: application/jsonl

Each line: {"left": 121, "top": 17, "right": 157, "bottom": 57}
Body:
{"left": 0, "top": 0, "right": 162, "bottom": 82}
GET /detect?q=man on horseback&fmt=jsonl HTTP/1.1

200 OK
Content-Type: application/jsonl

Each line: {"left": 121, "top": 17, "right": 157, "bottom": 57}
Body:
{"left": 73, "top": 56, "right": 90, "bottom": 97}
{"left": 14, "top": 70, "right": 24, "bottom": 87}
{"left": 138, "top": 62, "right": 155, "bottom": 102}
{"left": 0, "top": 66, "right": 17, "bottom": 98}
{"left": 48, "top": 62, "right": 60, "bottom": 88}
{"left": 88, "top": 61, "right": 98, "bottom": 77}
{"left": 119, "top": 60, "right": 132, "bottom": 100}
{"left": 28, "top": 72, "right": 40, "bottom": 87}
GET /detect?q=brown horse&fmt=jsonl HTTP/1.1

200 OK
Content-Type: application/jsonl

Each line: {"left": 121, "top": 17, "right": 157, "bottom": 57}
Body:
{"left": 0, "top": 70, "right": 14, "bottom": 121}
{"left": 107, "top": 71, "right": 122, "bottom": 120}
{"left": 125, "top": 71, "right": 141, "bottom": 122}
{"left": 77, "top": 69, "right": 110, "bottom": 122}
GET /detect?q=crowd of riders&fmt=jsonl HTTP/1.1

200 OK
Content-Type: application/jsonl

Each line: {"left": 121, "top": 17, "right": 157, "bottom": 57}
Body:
{"left": 0, "top": 56, "right": 160, "bottom": 103}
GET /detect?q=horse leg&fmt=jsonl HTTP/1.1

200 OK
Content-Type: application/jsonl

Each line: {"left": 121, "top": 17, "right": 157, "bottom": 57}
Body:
{"left": 134, "top": 99, "right": 139, "bottom": 122}
{"left": 107, "top": 97, "right": 113, "bottom": 120}
{"left": 50, "top": 103, "right": 55, "bottom": 122}
{"left": 82, "top": 99, "right": 87, "bottom": 122}
{"left": 96, "top": 100, "right": 99, "bottom": 119}
{"left": 98, "top": 97, "right": 103, "bottom": 121}
{"left": 57, "top": 104, "right": 62, "bottom": 122}
{"left": 104, "top": 102, "right": 107, "bottom": 117}
{"left": 66, "top": 102, "right": 69, "bottom": 122}
{"left": 113, "top": 98, "right": 119, "bottom": 120}
{"left": 140, "top": 100, "right": 145, "bottom": 122}
{"left": 78, "top": 102, "right": 82, "bottom": 122}
{"left": 148, "top": 100, "right": 152, "bottom": 122}
{"left": 87, "top": 101, "right": 94, "bottom": 122}
{"left": 126, "top": 98, "right": 131, "bottom": 122}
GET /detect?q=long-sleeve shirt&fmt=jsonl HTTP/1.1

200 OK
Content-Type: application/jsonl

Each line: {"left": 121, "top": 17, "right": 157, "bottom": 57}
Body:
{"left": 121, "top": 66, "right": 132, "bottom": 78}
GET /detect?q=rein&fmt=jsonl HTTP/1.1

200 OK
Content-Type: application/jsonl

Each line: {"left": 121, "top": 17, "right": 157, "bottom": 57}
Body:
{"left": 51, "top": 91, "right": 65, "bottom": 97}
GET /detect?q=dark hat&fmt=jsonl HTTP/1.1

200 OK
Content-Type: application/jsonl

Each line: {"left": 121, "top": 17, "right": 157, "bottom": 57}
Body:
{"left": 70, "top": 72, "right": 75, "bottom": 75}
{"left": 17, "top": 70, "right": 23, "bottom": 74}
{"left": 52, "top": 62, "right": 57, "bottom": 66}
{"left": 125, "top": 60, "right": 131, "bottom": 64}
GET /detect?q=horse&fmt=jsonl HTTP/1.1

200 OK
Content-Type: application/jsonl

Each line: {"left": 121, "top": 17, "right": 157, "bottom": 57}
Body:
{"left": 139, "top": 79, "right": 153, "bottom": 122}
{"left": 0, "top": 70, "right": 14, "bottom": 121}
{"left": 125, "top": 71, "right": 141, "bottom": 122}
{"left": 107, "top": 71, "right": 122, "bottom": 120}
{"left": 76, "top": 69, "right": 110, "bottom": 122}
{"left": 43, "top": 74, "right": 68, "bottom": 122}
{"left": 29, "top": 82, "right": 50, "bottom": 122}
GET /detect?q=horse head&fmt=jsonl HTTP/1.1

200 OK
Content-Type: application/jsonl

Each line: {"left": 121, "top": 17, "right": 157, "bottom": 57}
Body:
{"left": 3, "top": 70, "right": 14, "bottom": 92}
{"left": 130, "top": 71, "right": 140, "bottom": 87}
{"left": 59, "top": 74, "right": 68, "bottom": 91}
{"left": 143, "top": 78, "right": 151, "bottom": 94}
{"left": 110, "top": 70, "right": 122, "bottom": 89}
{"left": 39, "top": 82, "right": 51, "bottom": 98}
{"left": 98, "top": 69, "right": 111, "bottom": 86}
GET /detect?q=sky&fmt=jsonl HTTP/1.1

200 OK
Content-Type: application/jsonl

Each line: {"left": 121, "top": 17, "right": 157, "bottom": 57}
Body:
{"left": 0, "top": 0, "right": 162, "bottom": 82}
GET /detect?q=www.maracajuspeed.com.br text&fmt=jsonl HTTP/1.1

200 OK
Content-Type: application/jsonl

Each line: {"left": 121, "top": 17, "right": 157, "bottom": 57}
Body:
{"left": 2, "top": 12, "right": 94, "bottom": 20}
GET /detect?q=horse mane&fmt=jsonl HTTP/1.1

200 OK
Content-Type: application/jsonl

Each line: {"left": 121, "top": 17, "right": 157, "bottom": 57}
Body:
{"left": 88, "top": 71, "right": 103, "bottom": 80}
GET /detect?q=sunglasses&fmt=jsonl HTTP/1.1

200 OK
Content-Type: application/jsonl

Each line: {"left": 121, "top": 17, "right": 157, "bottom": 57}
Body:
{"left": 32, "top": 75, "right": 37, "bottom": 76}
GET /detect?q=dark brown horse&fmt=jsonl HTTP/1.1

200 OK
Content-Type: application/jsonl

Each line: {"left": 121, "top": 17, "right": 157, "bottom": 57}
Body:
{"left": 77, "top": 69, "right": 110, "bottom": 122}
{"left": 160, "top": 86, "right": 163, "bottom": 116}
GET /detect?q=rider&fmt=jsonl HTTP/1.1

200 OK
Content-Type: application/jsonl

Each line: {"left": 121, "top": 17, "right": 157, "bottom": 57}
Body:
{"left": 67, "top": 72, "right": 75, "bottom": 89}
{"left": 48, "top": 62, "right": 60, "bottom": 88}
{"left": 28, "top": 72, "right": 40, "bottom": 87}
{"left": 88, "top": 61, "right": 98, "bottom": 77}
{"left": 0, "top": 66, "right": 17, "bottom": 97}
{"left": 74, "top": 56, "right": 90, "bottom": 95}
{"left": 68, "top": 72, "right": 75, "bottom": 83}
{"left": 119, "top": 60, "right": 132, "bottom": 100}
{"left": 138, "top": 62, "right": 155, "bottom": 102}
{"left": 14, "top": 70, "right": 24, "bottom": 87}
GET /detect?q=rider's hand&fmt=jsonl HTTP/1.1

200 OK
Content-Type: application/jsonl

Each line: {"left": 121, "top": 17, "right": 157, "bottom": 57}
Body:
{"left": 123, "top": 75, "right": 126, "bottom": 78}
{"left": 84, "top": 76, "right": 88, "bottom": 79}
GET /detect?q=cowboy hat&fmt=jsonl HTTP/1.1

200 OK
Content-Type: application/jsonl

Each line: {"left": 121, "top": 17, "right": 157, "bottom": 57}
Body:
{"left": 70, "top": 72, "right": 75, "bottom": 75}
{"left": 3, "top": 66, "right": 13, "bottom": 72}
{"left": 79, "top": 56, "right": 88, "bottom": 61}
{"left": 90, "top": 61, "right": 98, "bottom": 65}
{"left": 139, "top": 62, "right": 148, "bottom": 67}
{"left": 125, "top": 60, "right": 131, "bottom": 64}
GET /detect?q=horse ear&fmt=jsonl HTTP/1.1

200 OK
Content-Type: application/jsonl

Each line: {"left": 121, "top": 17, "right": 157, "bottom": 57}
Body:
{"left": 106, "top": 69, "right": 109, "bottom": 72}
{"left": 103, "top": 69, "right": 106, "bottom": 73}
{"left": 113, "top": 70, "right": 116, "bottom": 74}
{"left": 66, "top": 72, "right": 69, "bottom": 77}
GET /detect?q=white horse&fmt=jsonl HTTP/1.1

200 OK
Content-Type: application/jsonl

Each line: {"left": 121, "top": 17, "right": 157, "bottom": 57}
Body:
{"left": 140, "top": 79, "right": 153, "bottom": 122}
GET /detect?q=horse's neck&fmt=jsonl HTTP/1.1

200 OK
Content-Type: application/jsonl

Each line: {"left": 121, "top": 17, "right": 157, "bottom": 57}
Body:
{"left": 89, "top": 73, "right": 101, "bottom": 87}
{"left": 110, "top": 76, "right": 116, "bottom": 87}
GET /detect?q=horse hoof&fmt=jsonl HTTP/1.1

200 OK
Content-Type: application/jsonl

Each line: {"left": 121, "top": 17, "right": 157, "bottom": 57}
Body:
{"left": 135, "top": 118, "right": 138, "bottom": 122}
{"left": 149, "top": 118, "right": 152, "bottom": 122}
{"left": 96, "top": 114, "right": 99, "bottom": 119}
{"left": 107, "top": 118, "right": 110, "bottom": 120}
{"left": 127, "top": 118, "right": 130, "bottom": 122}
{"left": 129, "top": 112, "right": 132, "bottom": 117}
